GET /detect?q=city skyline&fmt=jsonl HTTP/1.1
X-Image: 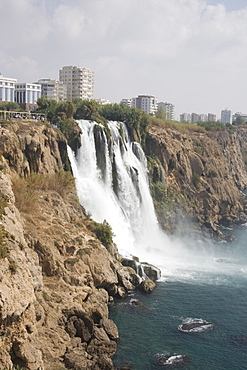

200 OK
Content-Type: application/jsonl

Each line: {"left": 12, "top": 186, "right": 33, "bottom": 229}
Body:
{"left": 1, "top": 0, "right": 247, "bottom": 120}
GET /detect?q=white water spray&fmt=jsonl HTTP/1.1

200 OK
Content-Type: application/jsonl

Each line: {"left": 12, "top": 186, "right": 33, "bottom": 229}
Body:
{"left": 68, "top": 120, "right": 247, "bottom": 282}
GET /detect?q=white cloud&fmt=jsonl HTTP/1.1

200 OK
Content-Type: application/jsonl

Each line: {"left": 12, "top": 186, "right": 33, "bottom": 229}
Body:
{"left": 1, "top": 0, "right": 247, "bottom": 117}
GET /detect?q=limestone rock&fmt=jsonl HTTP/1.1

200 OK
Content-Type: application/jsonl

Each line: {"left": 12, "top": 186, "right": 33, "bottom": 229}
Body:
{"left": 138, "top": 279, "right": 156, "bottom": 293}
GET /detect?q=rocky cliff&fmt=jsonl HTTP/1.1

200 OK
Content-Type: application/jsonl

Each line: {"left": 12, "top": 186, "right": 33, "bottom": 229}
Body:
{"left": 145, "top": 121, "right": 247, "bottom": 238}
{"left": 0, "top": 120, "right": 141, "bottom": 370}
{"left": 1, "top": 118, "right": 247, "bottom": 370}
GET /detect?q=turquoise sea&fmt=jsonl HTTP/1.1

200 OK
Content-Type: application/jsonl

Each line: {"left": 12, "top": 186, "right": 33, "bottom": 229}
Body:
{"left": 110, "top": 225, "right": 247, "bottom": 370}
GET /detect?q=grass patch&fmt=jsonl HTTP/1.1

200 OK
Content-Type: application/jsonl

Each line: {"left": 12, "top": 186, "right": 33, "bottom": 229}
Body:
{"left": 12, "top": 170, "right": 75, "bottom": 213}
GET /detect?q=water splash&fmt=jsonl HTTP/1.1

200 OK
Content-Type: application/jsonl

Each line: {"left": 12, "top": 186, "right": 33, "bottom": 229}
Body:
{"left": 67, "top": 120, "right": 247, "bottom": 283}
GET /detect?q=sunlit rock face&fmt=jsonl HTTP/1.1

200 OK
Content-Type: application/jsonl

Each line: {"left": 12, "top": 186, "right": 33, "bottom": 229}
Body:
{"left": 145, "top": 123, "right": 247, "bottom": 236}
{"left": 0, "top": 120, "right": 140, "bottom": 370}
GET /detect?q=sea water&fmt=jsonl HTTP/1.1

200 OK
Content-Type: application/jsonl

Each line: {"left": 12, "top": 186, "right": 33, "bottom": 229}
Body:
{"left": 110, "top": 224, "right": 247, "bottom": 370}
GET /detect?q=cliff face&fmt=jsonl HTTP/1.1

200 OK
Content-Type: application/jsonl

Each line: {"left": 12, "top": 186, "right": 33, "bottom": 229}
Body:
{"left": 0, "top": 121, "right": 138, "bottom": 370}
{"left": 1, "top": 119, "right": 247, "bottom": 369}
{"left": 145, "top": 122, "right": 247, "bottom": 236}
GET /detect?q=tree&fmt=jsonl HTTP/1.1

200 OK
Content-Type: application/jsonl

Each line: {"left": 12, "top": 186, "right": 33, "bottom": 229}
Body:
{"left": 0, "top": 101, "right": 20, "bottom": 111}
{"left": 74, "top": 100, "right": 100, "bottom": 120}
{"left": 55, "top": 101, "right": 75, "bottom": 119}
{"left": 233, "top": 116, "right": 246, "bottom": 126}
{"left": 155, "top": 106, "right": 167, "bottom": 120}
{"left": 36, "top": 97, "right": 58, "bottom": 122}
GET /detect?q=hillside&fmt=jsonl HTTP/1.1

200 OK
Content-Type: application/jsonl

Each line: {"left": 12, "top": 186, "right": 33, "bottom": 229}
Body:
{"left": 0, "top": 120, "right": 140, "bottom": 370}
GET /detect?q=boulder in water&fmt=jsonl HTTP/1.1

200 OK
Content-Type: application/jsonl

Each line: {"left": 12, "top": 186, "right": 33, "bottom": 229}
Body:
{"left": 137, "top": 279, "right": 156, "bottom": 293}
{"left": 178, "top": 319, "right": 215, "bottom": 332}
{"left": 155, "top": 353, "right": 191, "bottom": 367}
{"left": 141, "top": 262, "right": 161, "bottom": 281}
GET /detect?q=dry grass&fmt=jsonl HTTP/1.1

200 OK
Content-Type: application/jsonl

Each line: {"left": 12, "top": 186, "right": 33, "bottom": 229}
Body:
{"left": 12, "top": 170, "right": 75, "bottom": 213}
{"left": 149, "top": 117, "right": 206, "bottom": 134}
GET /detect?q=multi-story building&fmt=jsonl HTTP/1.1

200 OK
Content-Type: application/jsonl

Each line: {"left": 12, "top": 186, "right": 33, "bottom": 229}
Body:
{"left": 120, "top": 98, "right": 133, "bottom": 107}
{"left": 93, "top": 98, "right": 111, "bottom": 105}
{"left": 191, "top": 113, "right": 199, "bottom": 124}
{"left": 132, "top": 95, "right": 158, "bottom": 115}
{"left": 0, "top": 73, "right": 17, "bottom": 103}
{"left": 221, "top": 109, "right": 232, "bottom": 124}
{"left": 208, "top": 113, "right": 216, "bottom": 122}
{"left": 157, "top": 102, "right": 175, "bottom": 120}
{"left": 180, "top": 113, "right": 191, "bottom": 123}
{"left": 59, "top": 66, "right": 94, "bottom": 101}
{"left": 15, "top": 83, "right": 41, "bottom": 111}
{"left": 38, "top": 78, "right": 67, "bottom": 102}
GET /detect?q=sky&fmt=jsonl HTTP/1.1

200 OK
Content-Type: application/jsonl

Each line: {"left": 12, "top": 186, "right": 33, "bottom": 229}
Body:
{"left": 1, "top": 0, "right": 247, "bottom": 120}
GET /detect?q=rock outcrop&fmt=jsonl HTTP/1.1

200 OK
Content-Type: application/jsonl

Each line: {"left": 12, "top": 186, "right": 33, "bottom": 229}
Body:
{"left": 0, "top": 120, "right": 140, "bottom": 369}
{"left": 145, "top": 122, "right": 247, "bottom": 237}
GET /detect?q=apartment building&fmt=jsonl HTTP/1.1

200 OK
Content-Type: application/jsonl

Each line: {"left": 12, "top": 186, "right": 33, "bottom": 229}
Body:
{"left": 15, "top": 83, "right": 41, "bottom": 111}
{"left": 0, "top": 73, "right": 17, "bottom": 103}
{"left": 221, "top": 109, "right": 232, "bottom": 124}
{"left": 132, "top": 95, "right": 158, "bottom": 115}
{"left": 38, "top": 78, "right": 67, "bottom": 102}
{"left": 180, "top": 113, "right": 191, "bottom": 123}
{"left": 120, "top": 98, "right": 133, "bottom": 107}
{"left": 208, "top": 113, "right": 216, "bottom": 122}
{"left": 157, "top": 102, "right": 175, "bottom": 120}
{"left": 59, "top": 66, "right": 94, "bottom": 101}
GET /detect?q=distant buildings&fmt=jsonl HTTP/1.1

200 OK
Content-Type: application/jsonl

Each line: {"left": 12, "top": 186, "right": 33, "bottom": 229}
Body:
{"left": 180, "top": 113, "right": 191, "bottom": 123}
{"left": 180, "top": 112, "right": 217, "bottom": 124}
{"left": 221, "top": 109, "right": 232, "bottom": 124}
{"left": 38, "top": 78, "right": 67, "bottom": 102}
{"left": 157, "top": 102, "right": 175, "bottom": 120}
{"left": 93, "top": 98, "right": 111, "bottom": 105}
{"left": 0, "top": 73, "right": 17, "bottom": 103}
{"left": 208, "top": 113, "right": 216, "bottom": 122}
{"left": 121, "top": 95, "right": 160, "bottom": 115}
{"left": 15, "top": 83, "right": 41, "bottom": 111}
{"left": 59, "top": 66, "right": 94, "bottom": 101}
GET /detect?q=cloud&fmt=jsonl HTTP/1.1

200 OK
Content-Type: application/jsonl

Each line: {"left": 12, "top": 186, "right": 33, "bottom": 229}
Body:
{"left": 1, "top": 0, "right": 247, "bottom": 117}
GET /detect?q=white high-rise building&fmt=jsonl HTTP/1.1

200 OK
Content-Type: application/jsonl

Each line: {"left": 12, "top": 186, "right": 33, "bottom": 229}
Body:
{"left": 132, "top": 95, "right": 158, "bottom": 115}
{"left": 38, "top": 79, "right": 67, "bottom": 102}
{"left": 157, "top": 102, "right": 175, "bottom": 120}
{"left": 59, "top": 66, "right": 94, "bottom": 101}
{"left": 221, "top": 109, "right": 232, "bottom": 124}
{"left": 0, "top": 73, "right": 17, "bottom": 103}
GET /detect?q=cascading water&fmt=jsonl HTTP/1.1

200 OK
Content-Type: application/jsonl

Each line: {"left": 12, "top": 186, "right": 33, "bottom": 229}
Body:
{"left": 68, "top": 120, "right": 172, "bottom": 263}
{"left": 68, "top": 119, "right": 247, "bottom": 282}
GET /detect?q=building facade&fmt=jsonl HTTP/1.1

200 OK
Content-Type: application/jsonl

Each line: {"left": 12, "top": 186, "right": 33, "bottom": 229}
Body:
{"left": 132, "top": 95, "right": 158, "bottom": 115}
{"left": 38, "top": 78, "right": 67, "bottom": 102}
{"left": 221, "top": 109, "right": 232, "bottom": 124}
{"left": 180, "top": 113, "right": 191, "bottom": 123}
{"left": 157, "top": 102, "right": 175, "bottom": 120}
{"left": 15, "top": 83, "right": 41, "bottom": 111}
{"left": 59, "top": 66, "right": 94, "bottom": 101}
{"left": 208, "top": 113, "right": 216, "bottom": 122}
{"left": 120, "top": 98, "right": 132, "bottom": 107}
{"left": 0, "top": 74, "right": 17, "bottom": 103}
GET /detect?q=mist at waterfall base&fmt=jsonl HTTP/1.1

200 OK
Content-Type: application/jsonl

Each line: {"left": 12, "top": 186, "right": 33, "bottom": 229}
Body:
{"left": 68, "top": 120, "right": 247, "bottom": 369}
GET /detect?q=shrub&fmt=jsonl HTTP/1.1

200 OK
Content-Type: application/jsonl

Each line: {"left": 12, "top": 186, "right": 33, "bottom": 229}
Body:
{"left": 208, "top": 169, "right": 217, "bottom": 178}
{"left": 94, "top": 220, "right": 114, "bottom": 247}
{"left": 192, "top": 172, "right": 201, "bottom": 190}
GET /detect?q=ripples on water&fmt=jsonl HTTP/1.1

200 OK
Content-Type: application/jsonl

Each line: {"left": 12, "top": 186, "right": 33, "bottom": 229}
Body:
{"left": 110, "top": 225, "right": 247, "bottom": 370}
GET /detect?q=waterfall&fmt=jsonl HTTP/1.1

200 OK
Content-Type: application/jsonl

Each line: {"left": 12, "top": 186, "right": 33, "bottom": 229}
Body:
{"left": 67, "top": 119, "right": 173, "bottom": 263}
{"left": 68, "top": 120, "right": 241, "bottom": 281}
